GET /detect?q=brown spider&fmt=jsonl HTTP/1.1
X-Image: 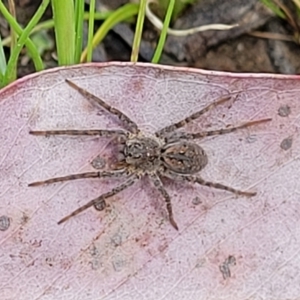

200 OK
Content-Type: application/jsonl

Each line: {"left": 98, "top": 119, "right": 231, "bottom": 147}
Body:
{"left": 29, "top": 79, "right": 271, "bottom": 230}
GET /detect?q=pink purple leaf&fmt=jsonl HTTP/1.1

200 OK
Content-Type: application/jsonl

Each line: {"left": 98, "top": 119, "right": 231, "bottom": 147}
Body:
{"left": 0, "top": 62, "right": 299, "bottom": 299}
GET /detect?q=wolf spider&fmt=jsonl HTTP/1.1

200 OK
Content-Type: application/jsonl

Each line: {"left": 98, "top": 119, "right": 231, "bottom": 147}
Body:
{"left": 29, "top": 79, "right": 271, "bottom": 230}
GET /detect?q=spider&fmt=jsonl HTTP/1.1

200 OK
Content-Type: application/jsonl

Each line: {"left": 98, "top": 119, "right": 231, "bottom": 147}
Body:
{"left": 29, "top": 79, "right": 271, "bottom": 230}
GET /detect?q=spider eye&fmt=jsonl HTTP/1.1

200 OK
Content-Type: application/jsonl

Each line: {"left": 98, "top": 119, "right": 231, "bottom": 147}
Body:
{"left": 128, "top": 152, "right": 141, "bottom": 159}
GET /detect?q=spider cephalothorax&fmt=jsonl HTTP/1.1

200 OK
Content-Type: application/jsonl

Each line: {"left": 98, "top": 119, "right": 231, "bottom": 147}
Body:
{"left": 123, "top": 135, "right": 162, "bottom": 171}
{"left": 29, "top": 79, "right": 271, "bottom": 230}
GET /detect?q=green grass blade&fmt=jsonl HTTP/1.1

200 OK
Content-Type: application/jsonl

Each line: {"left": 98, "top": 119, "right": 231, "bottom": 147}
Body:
{"left": 8, "top": 0, "right": 17, "bottom": 80}
{"left": 51, "top": 0, "right": 75, "bottom": 65}
{"left": 80, "top": 3, "right": 139, "bottom": 62}
{"left": 87, "top": 0, "right": 96, "bottom": 62}
{"left": 152, "top": 0, "right": 175, "bottom": 63}
{"left": 260, "top": 0, "right": 286, "bottom": 19}
{"left": 0, "top": 34, "right": 6, "bottom": 82}
{"left": 1, "top": 12, "right": 112, "bottom": 48}
{"left": 0, "top": 1, "right": 44, "bottom": 77}
{"left": 131, "top": 0, "right": 147, "bottom": 62}
{"left": 3, "top": 0, "right": 49, "bottom": 86}
{"left": 74, "top": 0, "right": 85, "bottom": 63}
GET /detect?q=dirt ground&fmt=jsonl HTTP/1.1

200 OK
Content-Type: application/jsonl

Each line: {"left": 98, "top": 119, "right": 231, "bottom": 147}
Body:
{"left": 1, "top": 0, "right": 300, "bottom": 78}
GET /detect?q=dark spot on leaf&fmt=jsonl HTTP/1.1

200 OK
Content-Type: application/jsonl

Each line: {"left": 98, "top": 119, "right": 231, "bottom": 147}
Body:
{"left": 0, "top": 215, "right": 10, "bottom": 231}
{"left": 89, "top": 245, "right": 101, "bottom": 270}
{"left": 219, "top": 255, "right": 236, "bottom": 279}
{"left": 31, "top": 239, "right": 42, "bottom": 248}
{"left": 91, "top": 155, "right": 106, "bottom": 169}
{"left": 280, "top": 137, "right": 293, "bottom": 150}
{"left": 21, "top": 213, "right": 29, "bottom": 225}
{"left": 94, "top": 199, "right": 106, "bottom": 211}
{"left": 278, "top": 105, "right": 291, "bottom": 117}
{"left": 90, "top": 259, "right": 101, "bottom": 270}
{"left": 89, "top": 245, "right": 99, "bottom": 257}
{"left": 246, "top": 135, "right": 257, "bottom": 144}
{"left": 45, "top": 257, "right": 55, "bottom": 267}
{"left": 112, "top": 256, "right": 126, "bottom": 272}
{"left": 192, "top": 196, "right": 202, "bottom": 205}
{"left": 110, "top": 233, "right": 122, "bottom": 247}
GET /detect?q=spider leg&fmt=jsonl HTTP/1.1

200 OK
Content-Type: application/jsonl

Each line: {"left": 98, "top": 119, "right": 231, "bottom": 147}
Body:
{"left": 28, "top": 169, "right": 127, "bottom": 187}
{"left": 165, "top": 172, "right": 256, "bottom": 197}
{"left": 149, "top": 173, "right": 178, "bottom": 230}
{"left": 29, "top": 129, "right": 128, "bottom": 137}
{"left": 155, "top": 95, "right": 231, "bottom": 137}
{"left": 178, "top": 118, "right": 272, "bottom": 140}
{"left": 65, "top": 79, "right": 139, "bottom": 134}
{"left": 57, "top": 174, "right": 138, "bottom": 224}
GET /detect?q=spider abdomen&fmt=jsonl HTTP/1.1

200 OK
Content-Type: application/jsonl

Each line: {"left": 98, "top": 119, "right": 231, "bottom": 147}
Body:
{"left": 162, "top": 142, "right": 208, "bottom": 174}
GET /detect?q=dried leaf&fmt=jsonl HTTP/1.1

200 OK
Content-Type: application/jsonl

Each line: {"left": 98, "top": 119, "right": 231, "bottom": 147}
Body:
{"left": 0, "top": 62, "right": 299, "bottom": 299}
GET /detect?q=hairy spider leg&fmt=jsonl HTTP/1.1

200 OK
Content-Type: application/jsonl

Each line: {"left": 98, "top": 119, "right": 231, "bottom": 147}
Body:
{"left": 65, "top": 79, "right": 139, "bottom": 134}
{"left": 172, "top": 118, "right": 272, "bottom": 140}
{"left": 28, "top": 169, "right": 127, "bottom": 187}
{"left": 165, "top": 171, "right": 256, "bottom": 197}
{"left": 149, "top": 173, "right": 179, "bottom": 230}
{"left": 155, "top": 95, "right": 232, "bottom": 137}
{"left": 29, "top": 129, "right": 128, "bottom": 137}
{"left": 57, "top": 175, "right": 138, "bottom": 224}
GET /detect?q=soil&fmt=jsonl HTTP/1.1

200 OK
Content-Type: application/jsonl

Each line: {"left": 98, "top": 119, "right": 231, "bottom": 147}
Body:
{"left": 1, "top": 0, "right": 300, "bottom": 79}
